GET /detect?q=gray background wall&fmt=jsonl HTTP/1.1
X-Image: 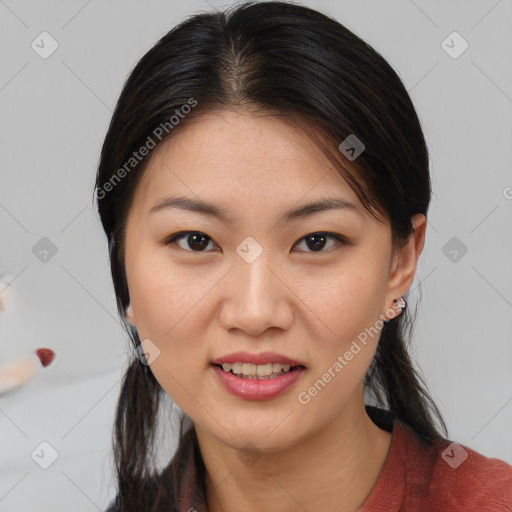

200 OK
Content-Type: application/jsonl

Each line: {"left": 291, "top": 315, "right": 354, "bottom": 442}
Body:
{"left": 0, "top": 0, "right": 511, "bottom": 510}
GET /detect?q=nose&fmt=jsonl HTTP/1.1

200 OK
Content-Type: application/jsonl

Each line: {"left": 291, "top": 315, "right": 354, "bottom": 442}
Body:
{"left": 219, "top": 252, "right": 294, "bottom": 336}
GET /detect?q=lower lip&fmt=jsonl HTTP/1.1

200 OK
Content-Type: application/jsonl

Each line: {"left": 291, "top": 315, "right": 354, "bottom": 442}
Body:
{"left": 211, "top": 365, "right": 305, "bottom": 400}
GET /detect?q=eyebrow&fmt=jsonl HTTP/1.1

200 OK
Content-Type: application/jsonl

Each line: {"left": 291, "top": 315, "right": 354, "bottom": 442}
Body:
{"left": 149, "top": 195, "right": 362, "bottom": 223}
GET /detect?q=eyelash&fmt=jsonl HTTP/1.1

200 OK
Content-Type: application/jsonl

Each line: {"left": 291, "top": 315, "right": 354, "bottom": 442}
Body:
{"left": 163, "top": 231, "right": 348, "bottom": 254}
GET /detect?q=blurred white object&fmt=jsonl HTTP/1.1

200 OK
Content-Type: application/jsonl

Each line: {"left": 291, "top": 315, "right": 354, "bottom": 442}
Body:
{"left": 0, "top": 273, "right": 14, "bottom": 312}
{"left": 0, "top": 350, "right": 55, "bottom": 396}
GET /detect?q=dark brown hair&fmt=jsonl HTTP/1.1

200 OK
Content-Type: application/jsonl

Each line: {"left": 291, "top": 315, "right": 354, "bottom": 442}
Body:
{"left": 94, "top": 1, "right": 447, "bottom": 510}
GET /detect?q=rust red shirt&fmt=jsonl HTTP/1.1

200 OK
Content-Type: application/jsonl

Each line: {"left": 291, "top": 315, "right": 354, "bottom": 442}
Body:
{"left": 105, "top": 407, "right": 512, "bottom": 511}
{"left": 357, "top": 416, "right": 512, "bottom": 511}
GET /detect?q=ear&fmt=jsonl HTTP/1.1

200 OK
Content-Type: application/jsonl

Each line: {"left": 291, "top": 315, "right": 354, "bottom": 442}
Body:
{"left": 384, "top": 213, "right": 427, "bottom": 320}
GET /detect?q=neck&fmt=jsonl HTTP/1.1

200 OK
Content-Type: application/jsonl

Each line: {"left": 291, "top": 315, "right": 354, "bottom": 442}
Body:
{"left": 195, "top": 391, "right": 392, "bottom": 512}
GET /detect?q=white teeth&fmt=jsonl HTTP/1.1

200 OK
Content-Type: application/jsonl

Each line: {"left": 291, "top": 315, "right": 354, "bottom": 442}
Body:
{"left": 219, "top": 362, "right": 296, "bottom": 378}
{"left": 242, "top": 363, "right": 256, "bottom": 376}
{"left": 257, "top": 363, "right": 272, "bottom": 376}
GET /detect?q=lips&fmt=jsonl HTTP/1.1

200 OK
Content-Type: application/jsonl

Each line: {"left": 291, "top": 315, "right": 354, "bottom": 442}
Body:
{"left": 210, "top": 351, "right": 306, "bottom": 367}
{"left": 211, "top": 364, "right": 305, "bottom": 400}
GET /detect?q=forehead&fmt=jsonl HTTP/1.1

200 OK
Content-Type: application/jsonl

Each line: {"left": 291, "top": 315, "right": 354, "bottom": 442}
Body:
{"left": 129, "top": 110, "right": 365, "bottom": 219}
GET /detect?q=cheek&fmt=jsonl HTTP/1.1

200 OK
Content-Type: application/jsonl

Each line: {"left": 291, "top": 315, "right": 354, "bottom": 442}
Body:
{"left": 127, "top": 248, "right": 217, "bottom": 338}
{"left": 130, "top": 271, "right": 211, "bottom": 413}
{"left": 295, "top": 260, "right": 389, "bottom": 406}
{"left": 125, "top": 253, "right": 218, "bottom": 394}
{"left": 294, "top": 272, "right": 384, "bottom": 416}
{"left": 305, "top": 263, "right": 388, "bottom": 348}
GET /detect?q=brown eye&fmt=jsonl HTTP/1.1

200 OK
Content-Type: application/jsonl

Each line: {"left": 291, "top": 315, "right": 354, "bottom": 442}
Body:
{"left": 294, "top": 232, "right": 346, "bottom": 252}
{"left": 165, "top": 231, "right": 216, "bottom": 252}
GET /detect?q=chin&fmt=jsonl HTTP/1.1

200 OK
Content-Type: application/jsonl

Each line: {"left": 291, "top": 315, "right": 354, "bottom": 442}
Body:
{"left": 207, "top": 412, "right": 305, "bottom": 452}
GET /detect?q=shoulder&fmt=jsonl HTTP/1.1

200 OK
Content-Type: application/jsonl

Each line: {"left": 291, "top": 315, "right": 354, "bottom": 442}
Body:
{"left": 397, "top": 421, "right": 512, "bottom": 510}
{"left": 428, "top": 438, "right": 512, "bottom": 508}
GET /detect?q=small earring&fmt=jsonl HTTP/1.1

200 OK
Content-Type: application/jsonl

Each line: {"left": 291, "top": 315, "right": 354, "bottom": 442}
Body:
{"left": 395, "top": 296, "right": 406, "bottom": 310}
{"left": 383, "top": 296, "right": 406, "bottom": 325}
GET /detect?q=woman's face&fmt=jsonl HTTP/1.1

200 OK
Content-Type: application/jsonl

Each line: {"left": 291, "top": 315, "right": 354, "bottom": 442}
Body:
{"left": 123, "top": 110, "right": 422, "bottom": 452}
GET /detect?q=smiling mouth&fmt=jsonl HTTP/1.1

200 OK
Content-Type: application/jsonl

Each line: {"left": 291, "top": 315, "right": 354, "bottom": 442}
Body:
{"left": 212, "top": 362, "right": 305, "bottom": 380}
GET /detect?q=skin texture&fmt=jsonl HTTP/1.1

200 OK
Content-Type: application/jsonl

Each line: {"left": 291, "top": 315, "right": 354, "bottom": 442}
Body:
{"left": 124, "top": 110, "right": 426, "bottom": 512}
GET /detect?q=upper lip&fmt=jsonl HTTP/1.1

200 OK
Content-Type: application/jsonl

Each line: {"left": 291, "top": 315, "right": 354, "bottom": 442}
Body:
{"left": 211, "top": 351, "right": 306, "bottom": 367}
